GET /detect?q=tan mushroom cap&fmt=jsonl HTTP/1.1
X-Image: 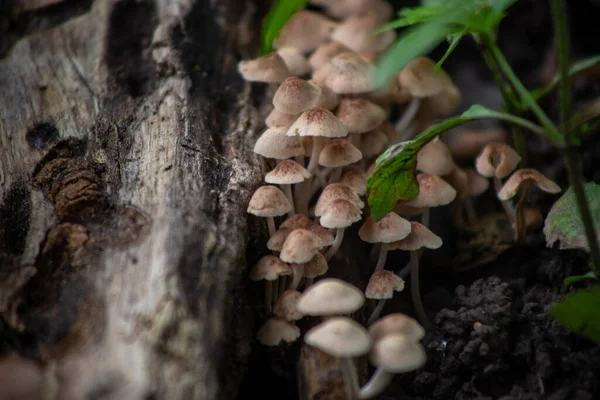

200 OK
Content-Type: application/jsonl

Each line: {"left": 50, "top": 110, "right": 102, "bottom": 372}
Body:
{"left": 404, "top": 174, "right": 457, "bottom": 208}
{"left": 250, "top": 255, "right": 292, "bottom": 281}
{"left": 443, "top": 167, "right": 470, "bottom": 201}
{"left": 265, "top": 109, "right": 299, "bottom": 128}
{"left": 331, "top": 13, "right": 396, "bottom": 55}
{"left": 360, "top": 130, "right": 388, "bottom": 159}
{"left": 369, "top": 334, "right": 427, "bottom": 372}
{"left": 247, "top": 185, "right": 293, "bottom": 217}
{"left": 359, "top": 212, "right": 412, "bottom": 244}
{"left": 336, "top": 98, "right": 387, "bottom": 134}
{"left": 257, "top": 317, "right": 301, "bottom": 346}
{"left": 445, "top": 128, "right": 508, "bottom": 159}
{"left": 287, "top": 107, "right": 348, "bottom": 138}
{"left": 325, "top": 52, "right": 376, "bottom": 94}
{"left": 416, "top": 137, "right": 455, "bottom": 176}
{"left": 475, "top": 142, "right": 521, "bottom": 179}
{"left": 466, "top": 168, "right": 489, "bottom": 196}
{"left": 281, "top": 214, "right": 314, "bottom": 230}
{"left": 315, "top": 183, "right": 365, "bottom": 216}
{"left": 388, "top": 221, "right": 442, "bottom": 251}
{"left": 497, "top": 169, "right": 561, "bottom": 200}
{"left": 237, "top": 52, "right": 291, "bottom": 83}
{"left": 280, "top": 229, "right": 324, "bottom": 263}
{"left": 416, "top": 84, "right": 462, "bottom": 120}
{"left": 311, "top": 62, "right": 333, "bottom": 85}
{"left": 365, "top": 270, "right": 405, "bottom": 300}
{"left": 265, "top": 160, "right": 311, "bottom": 185}
{"left": 313, "top": 81, "right": 341, "bottom": 110}
{"left": 399, "top": 57, "right": 453, "bottom": 98}
{"left": 301, "top": 252, "right": 329, "bottom": 279}
{"left": 267, "top": 227, "right": 293, "bottom": 252}
{"left": 309, "top": 225, "right": 335, "bottom": 247}
{"left": 305, "top": 317, "right": 371, "bottom": 357}
{"left": 273, "top": 77, "right": 322, "bottom": 114}
{"left": 274, "top": 11, "right": 338, "bottom": 53}
{"left": 275, "top": 290, "right": 304, "bottom": 321}
{"left": 254, "top": 126, "right": 305, "bottom": 159}
{"left": 340, "top": 167, "right": 367, "bottom": 195}
{"left": 277, "top": 47, "right": 312, "bottom": 76}
{"left": 319, "top": 198, "right": 362, "bottom": 229}
{"left": 309, "top": 41, "right": 349, "bottom": 70}
{"left": 369, "top": 313, "right": 425, "bottom": 342}
{"left": 297, "top": 278, "right": 365, "bottom": 316}
{"left": 319, "top": 139, "right": 363, "bottom": 168}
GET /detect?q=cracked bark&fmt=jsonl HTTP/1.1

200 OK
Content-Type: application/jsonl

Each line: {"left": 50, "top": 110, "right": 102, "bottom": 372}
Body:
{"left": 0, "top": 0, "right": 268, "bottom": 399}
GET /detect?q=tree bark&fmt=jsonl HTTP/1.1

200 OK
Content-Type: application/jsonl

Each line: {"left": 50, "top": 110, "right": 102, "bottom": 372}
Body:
{"left": 0, "top": 0, "right": 267, "bottom": 399}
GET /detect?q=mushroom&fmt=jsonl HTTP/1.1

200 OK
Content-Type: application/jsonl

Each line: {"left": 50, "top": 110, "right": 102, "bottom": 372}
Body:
{"left": 266, "top": 227, "right": 292, "bottom": 252}
{"left": 403, "top": 173, "right": 457, "bottom": 227}
{"left": 250, "top": 255, "right": 292, "bottom": 313}
{"left": 335, "top": 98, "right": 387, "bottom": 145}
{"left": 274, "top": 290, "right": 304, "bottom": 321}
{"left": 358, "top": 334, "right": 427, "bottom": 399}
{"left": 498, "top": 168, "right": 561, "bottom": 241}
{"left": 265, "top": 159, "right": 311, "bottom": 216}
{"left": 274, "top": 10, "right": 338, "bottom": 53}
{"left": 273, "top": 77, "right": 322, "bottom": 115}
{"left": 416, "top": 137, "right": 455, "bottom": 177}
{"left": 253, "top": 126, "right": 305, "bottom": 160}
{"left": 359, "top": 130, "right": 389, "bottom": 161}
{"left": 388, "top": 222, "right": 442, "bottom": 329}
{"left": 280, "top": 229, "right": 323, "bottom": 264}
{"left": 276, "top": 46, "right": 312, "bottom": 76}
{"left": 522, "top": 207, "right": 544, "bottom": 234}
{"left": 309, "top": 41, "right": 349, "bottom": 70}
{"left": 247, "top": 185, "right": 293, "bottom": 236}
{"left": 319, "top": 198, "right": 362, "bottom": 261}
{"left": 340, "top": 166, "right": 367, "bottom": 196}
{"left": 445, "top": 127, "right": 508, "bottom": 159}
{"left": 315, "top": 183, "right": 365, "bottom": 215}
{"left": 305, "top": 317, "right": 371, "bottom": 400}
{"left": 415, "top": 84, "right": 462, "bottom": 122}
{"left": 309, "top": 224, "right": 335, "bottom": 248}
{"left": 302, "top": 252, "right": 329, "bottom": 287}
{"left": 257, "top": 317, "right": 301, "bottom": 346}
{"left": 265, "top": 109, "right": 299, "bottom": 129}
{"left": 237, "top": 52, "right": 291, "bottom": 83}
{"left": 368, "top": 313, "right": 425, "bottom": 342}
{"left": 365, "top": 270, "right": 405, "bottom": 325}
{"left": 325, "top": 52, "right": 376, "bottom": 94}
{"left": 331, "top": 13, "right": 396, "bottom": 55}
{"left": 319, "top": 139, "right": 363, "bottom": 184}
{"left": 358, "top": 212, "right": 412, "bottom": 271}
{"left": 296, "top": 277, "right": 365, "bottom": 316}
{"left": 313, "top": 81, "right": 341, "bottom": 110}
{"left": 0, "top": 355, "right": 50, "bottom": 400}
{"left": 281, "top": 213, "right": 314, "bottom": 230}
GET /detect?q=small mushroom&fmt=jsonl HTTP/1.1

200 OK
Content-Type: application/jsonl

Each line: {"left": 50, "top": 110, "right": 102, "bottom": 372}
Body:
{"left": 247, "top": 185, "right": 293, "bottom": 236}
{"left": 281, "top": 213, "right": 314, "bottom": 230}
{"left": 266, "top": 227, "right": 292, "bottom": 252}
{"left": 274, "top": 10, "right": 338, "bottom": 53}
{"left": 319, "top": 139, "right": 363, "bottom": 183}
{"left": 297, "top": 278, "right": 365, "bottom": 316}
{"left": 309, "top": 224, "right": 335, "bottom": 248}
{"left": 358, "top": 212, "right": 412, "bottom": 271}
{"left": 257, "top": 317, "right": 301, "bottom": 346}
{"left": 309, "top": 41, "right": 349, "bottom": 70}
{"left": 416, "top": 137, "right": 455, "bottom": 177}
{"left": 368, "top": 313, "right": 425, "bottom": 342}
{"left": 331, "top": 13, "right": 395, "bottom": 55}
{"left": 253, "top": 126, "right": 305, "bottom": 160}
{"left": 315, "top": 183, "right": 365, "bottom": 216}
{"left": 265, "top": 159, "right": 311, "bottom": 216}
{"left": 0, "top": 355, "right": 48, "bottom": 400}
{"left": 274, "top": 290, "right": 304, "bottom": 321}
{"left": 237, "top": 52, "right": 291, "bottom": 83}
{"left": 365, "top": 271, "right": 405, "bottom": 325}
{"left": 340, "top": 166, "right": 367, "bottom": 196}
{"left": 326, "top": 52, "right": 376, "bottom": 94}
{"left": 276, "top": 46, "right": 312, "bottom": 76}
{"left": 319, "top": 199, "right": 362, "bottom": 261}
{"left": 302, "top": 252, "right": 329, "bottom": 287}
{"left": 250, "top": 255, "right": 292, "bottom": 313}
{"left": 313, "top": 81, "right": 341, "bottom": 110}
{"left": 273, "top": 77, "right": 322, "bottom": 114}
{"left": 280, "top": 229, "right": 323, "bottom": 264}
{"left": 265, "top": 109, "right": 299, "bottom": 129}
{"left": 403, "top": 173, "right": 457, "bottom": 227}
{"left": 335, "top": 97, "right": 387, "bottom": 145}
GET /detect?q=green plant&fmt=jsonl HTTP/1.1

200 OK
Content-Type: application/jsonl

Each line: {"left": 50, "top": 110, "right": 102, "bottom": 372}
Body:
{"left": 260, "top": 0, "right": 308, "bottom": 55}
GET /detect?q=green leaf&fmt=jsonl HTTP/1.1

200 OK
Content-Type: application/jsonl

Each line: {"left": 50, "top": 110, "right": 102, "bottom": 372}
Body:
{"left": 435, "top": 32, "right": 465, "bottom": 71}
{"left": 544, "top": 182, "right": 600, "bottom": 252}
{"left": 564, "top": 271, "right": 598, "bottom": 286}
{"left": 260, "top": 0, "right": 308, "bottom": 55}
{"left": 549, "top": 287, "right": 600, "bottom": 343}
{"left": 367, "top": 105, "right": 547, "bottom": 221}
{"left": 532, "top": 55, "right": 600, "bottom": 101}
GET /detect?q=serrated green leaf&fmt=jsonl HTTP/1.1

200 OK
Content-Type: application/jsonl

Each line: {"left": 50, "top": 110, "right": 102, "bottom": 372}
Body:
{"left": 544, "top": 182, "right": 600, "bottom": 252}
{"left": 435, "top": 33, "right": 465, "bottom": 71}
{"left": 564, "top": 271, "right": 598, "bottom": 286}
{"left": 549, "top": 287, "right": 600, "bottom": 343}
{"left": 260, "top": 0, "right": 308, "bottom": 55}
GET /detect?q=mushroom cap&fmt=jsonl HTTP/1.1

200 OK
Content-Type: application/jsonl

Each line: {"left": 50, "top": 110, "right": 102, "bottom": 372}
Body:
{"left": 315, "top": 183, "right": 365, "bottom": 216}
{"left": 280, "top": 229, "right": 323, "bottom": 263}
{"left": 399, "top": 57, "right": 453, "bottom": 98}
{"left": 388, "top": 221, "right": 442, "bottom": 251}
{"left": 331, "top": 13, "right": 396, "bottom": 54}
{"left": 497, "top": 169, "right": 561, "bottom": 200}
{"left": 369, "top": 313, "right": 425, "bottom": 342}
{"left": 340, "top": 167, "right": 367, "bottom": 195}
{"left": 312, "top": 62, "right": 333, "bottom": 85}
{"left": 254, "top": 126, "right": 305, "bottom": 159}
{"left": 319, "top": 198, "right": 362, "bottom": 229}
{"left": 305, "top": 317, "right": 371, "bottom": 357}
{"left": 475, "top": 142, "right": 521, "bottom": 179}
{"left": 281, "top": 214, "right": 314, "bottom": 230}
{"left": 257, "top": 317, "right": 301, "bottom": 346}
{"left": 275, "top": 290, "right": 304, "bottom": 321}
{"left": 404, "top": 174, "right": 457, "bottom": 208}
{"left": 445, "top": 128, "right": 508, "bottom": 159}
{"left": 265, "top": 109, "right": 299, "bottom": 129}
{"left": 360, "top": 130, "right": 389, "bottom": 158}
{"left": 318, "top": 139, "right": 363, "bottom": 168}
{"left": 273, "top": 77, "right": 322, "bottom": 114}
{"left": 250, "top": 255, "right": 292, "bottom": 281}
{"left": 443, "top": 167, "right": 470, "bottom": 201}
{"left": 309, "top": 41, "right": 349, "bottom": 70}
{"left": 267, "top": 227, "right": 293, "bottom": 252}
{"left": 365, "top": 270, "right": 405, "bottom": 299}
{"left": 466, "top": 168, "right": 489, "bottom": 196}
{"left": 274, "top": 11, "right": 338, "bottom": 53}
{"left": 247, "top": 185, "right": 293, "bottom": 217}
{"left": 0, "top": 355, "right": 45, "bottom": 400}
{"left": 297, "top": 278, "right": 365, "bottom": 316}
{"left": 287, "top": 107, "right": 348, "bottom": 138}
{"left": 314, "top": 82, "right": 341, "bottom": 110}
{"left": 358, "top": 212, "right": 412, "bottom": 244}
{"left": 416, "top": 84, "right": 462, "bottom": 120}
{"left": 301, "top": 252, "right": 329, "bottom": 279}
{"left": 416, "top": 137, "right": 455, "bottom": 176}
{"left": 325, "top": 52, "right": 376, "bottom": 94}
{"left": 265, "top": 160, "right": 311, "bottom": 185}
{"left": 335, "top": 98, "right": 387, "bottom": 134}
{"left": 277, "top": 46, "right": 312, "bottom": 76}
{"left": 309, "top": 224, "right": 335, "bottom": 247}
{"left": 369, "top": 334, "right": 427, "bottom": 372}
{"left": 238, "top": 52, "right": 291, "bottom": 83}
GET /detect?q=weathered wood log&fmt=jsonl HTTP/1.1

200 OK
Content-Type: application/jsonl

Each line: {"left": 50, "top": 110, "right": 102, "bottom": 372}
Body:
{"left": 0, "top": 0, "right": 268, "bottom": 398}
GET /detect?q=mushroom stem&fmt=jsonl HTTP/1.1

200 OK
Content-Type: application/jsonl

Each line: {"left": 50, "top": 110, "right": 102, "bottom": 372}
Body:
{"left": 494, "top": 177, "right": 515, "bottom": 223}
{"left": 358, "top": 368, "right": 393, "bottom": 399}
{"left": 280, "top": 276, "right": 287, "bottom": 296}
{"left": 283, "top": 184, "right": 295, "bottom": 217}
{"left": 325, "top": 228, "right": 345, "bottom": 261}
{"left": 272, "top": 279, "right": 279, "bottom": 311}
{"left": 421, "top": 208, "right": 430, "bottom": 228}
{"left": 341, "top": 357, "right": 360, "bottom": 400}
{"left": 374, "top": 243, "right": 389, "bottom": 272}
{"left": 514, "top": 185, "right": 531, "bottom": 242}
{"left": 395, "top": 98, "right": 421, "bottom": 142}
{"left": 329, "top": 167, "right": 342, "bottom": 184}
{"left": 464, "top": 197, "right": 477, "bottom": 224}
{"left": 367, "top": 299, "right": 387, "bottom": 325}
{"left": 267, "top": 217, "right": 277, "bottom": 237}
{"left": 265, "top": 281, "right": 273, "bottom": 314}
{"left": 309, "top": 169, "right": 332, "bottom": 201}
{"left": 410, "top": 250, "right": 431, "bottom": 330}
{"left": 300, "top": 137, "right": 326, "bottom": 215}
{"left": 290, "top": 264, "right": 304, "bottom": 290}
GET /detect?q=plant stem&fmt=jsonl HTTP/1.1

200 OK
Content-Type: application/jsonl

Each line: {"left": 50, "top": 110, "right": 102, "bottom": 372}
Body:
{"left": 410, "top": 250, "right": 431, "bottom": 330}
